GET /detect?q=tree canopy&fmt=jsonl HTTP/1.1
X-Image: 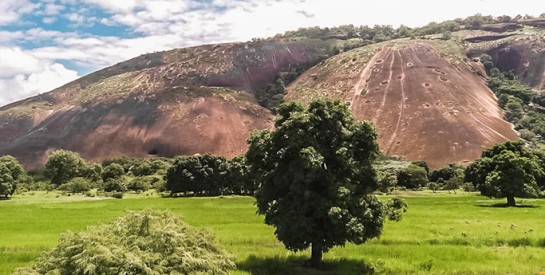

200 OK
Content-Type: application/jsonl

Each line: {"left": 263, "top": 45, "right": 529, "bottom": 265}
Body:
{"left": 44, "top": 150, "right": 87, "bottom": 185}
{"left": 246, "top": 99, "right": 406, "bottom": 267}
{"left": 465, "top": 141, "right": 543, "bottom": 206}
{"left": 0, "top": 155, "right": 25, "bottom": 198}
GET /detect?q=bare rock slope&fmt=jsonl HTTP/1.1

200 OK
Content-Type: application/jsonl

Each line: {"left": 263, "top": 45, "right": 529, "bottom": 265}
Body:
{"left": 286, "top": 40, "right": 519, "bottom": 168}
{"left": 0, "top": 39, "right": 333, "bottom": 168}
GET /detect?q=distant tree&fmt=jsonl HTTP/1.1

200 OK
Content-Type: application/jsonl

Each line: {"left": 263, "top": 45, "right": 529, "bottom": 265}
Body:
{"left": 44, "top": 150, "right": 87, "bottom": 185}
{"left": 397, "top": 165, "right": 428, "bottom": 189}
{"left": 224, "top": 156, "right": 253, "bottom": 195}
{"left": 504, "top": 98, "right": 524, "bottom": 122}
{"left": 103, "top": 177, "right": 128, "bottom": 192}
{"left": 497, "top": 15, "right": 512, "bottom": 23}
{"left": 84, "top": 163, "right": 103, "bottom": 183}
{"left": 247, "top": 99, "right": 406, "bottom": 267}
{"left": 101, "top": 163, "right": 125, "bottom": 182}
{"left": 411, "top": 161, "right": 430, "bottom": 175}
{"left": 58, "top": 177, "right": 92, "bottom": 194}
{"left": 430, "top": 163, "right": 463, "bottom": 182}
{"left": 127, "top": 177, "right": 153, "bottom": 193}
{"left": 427, "top": 182, "right": 440, "bottom": 193}
{"left": 14, "top": 210, "right": 235, "bottom": 274}
{"left": 0, "top": 164, "right": 15, "bottom": 198}
{"left": 466, "top": 141, "right": 543, "bottom": 206}
{"left": 440, "top": 31, "right": 452, "bottom": 40}
{"left": 444, "top": 169, "right": 464, "bottom": 194}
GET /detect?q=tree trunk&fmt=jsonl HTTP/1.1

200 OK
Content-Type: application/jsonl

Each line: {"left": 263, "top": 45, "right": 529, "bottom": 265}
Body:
{"left": 507, "top": 196, "right": 516, "bottom": 207}
{"left": 310, "top": 242, "right": 322, "bottom": 268}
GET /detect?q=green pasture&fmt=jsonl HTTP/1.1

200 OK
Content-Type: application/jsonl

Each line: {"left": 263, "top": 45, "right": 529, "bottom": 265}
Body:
{"left": 1, "top": 191, "right": 545, "bottom": 274}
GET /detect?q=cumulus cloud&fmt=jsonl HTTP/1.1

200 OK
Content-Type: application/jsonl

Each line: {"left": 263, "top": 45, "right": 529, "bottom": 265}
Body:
{"left": 0, "top": 0, "right": 37, "bottom": 25}
{"left": 0, "top": 47, "right": 78, "bottom": 106}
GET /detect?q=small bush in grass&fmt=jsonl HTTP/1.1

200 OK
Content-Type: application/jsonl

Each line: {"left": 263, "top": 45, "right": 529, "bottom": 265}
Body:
{"left": 13, "top": 210, "right": 236, "bottom": 275}
{"left": 58, "top": 177, "right": 92, "bottom": 194}
{"left": 111, "top": 192, "right": 124, "bottom": 199}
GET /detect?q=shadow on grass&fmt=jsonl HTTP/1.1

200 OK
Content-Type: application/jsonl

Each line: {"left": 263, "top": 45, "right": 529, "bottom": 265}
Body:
{"left": 475, "top": 203, "right": 539, "bottom": 208}
{"left": 237, "top": 255, "right": 375, "bottom": 275}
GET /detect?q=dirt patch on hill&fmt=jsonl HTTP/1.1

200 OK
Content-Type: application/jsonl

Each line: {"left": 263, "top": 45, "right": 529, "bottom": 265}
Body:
{"left": 287, "top": 42, "right": 518, "bottom": 168}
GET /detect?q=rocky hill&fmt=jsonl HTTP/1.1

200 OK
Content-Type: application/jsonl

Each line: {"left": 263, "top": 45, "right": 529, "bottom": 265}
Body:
{"left": 0, "top": 39, "right": 337, "bottom": 168}
{"left": 2, "top": 25, "right": 544, "bottom": 169}
{"left": 286, "top": 39, "right": 519, "bottom": 168}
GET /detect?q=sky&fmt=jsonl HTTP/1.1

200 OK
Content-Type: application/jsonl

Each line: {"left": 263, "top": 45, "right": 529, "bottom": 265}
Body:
{"left": 0, "top": 0, "right": 543, "bottom": 107}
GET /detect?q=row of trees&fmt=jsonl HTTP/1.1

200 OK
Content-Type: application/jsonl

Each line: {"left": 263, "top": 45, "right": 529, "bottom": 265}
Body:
{"left": 165, "top": 155, "right": 254, "bottom": 196}
{"left": 276, "top": 14, "right": 545, "bottom": 43}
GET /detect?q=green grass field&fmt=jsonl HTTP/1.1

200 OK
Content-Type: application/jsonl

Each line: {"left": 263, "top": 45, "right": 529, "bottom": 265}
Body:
{"left": 2, "top": 191, "right": 545, "bottom": 274}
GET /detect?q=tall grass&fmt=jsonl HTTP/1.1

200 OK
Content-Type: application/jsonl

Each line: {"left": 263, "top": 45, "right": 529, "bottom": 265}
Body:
{"left": 2, "top": 192, "right": 545, "bottom": 274}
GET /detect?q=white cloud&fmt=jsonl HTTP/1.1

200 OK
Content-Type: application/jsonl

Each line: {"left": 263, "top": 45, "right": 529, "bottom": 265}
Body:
{"left": 43, "top": 3, "right": 65, "bottom": 16}
{"left": 0, "top": 0, "right": 37, "bottom": 25}
{"left": 0, "top": 47, "right": 78, "bottom": 106}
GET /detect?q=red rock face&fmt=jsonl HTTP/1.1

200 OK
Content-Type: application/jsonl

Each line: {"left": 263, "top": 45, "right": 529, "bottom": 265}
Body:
{"left": 287, "top": 42, "right": 518, "bottom": 169}
{"left": 486, "top": 37, "right": 545, "bottom": 90}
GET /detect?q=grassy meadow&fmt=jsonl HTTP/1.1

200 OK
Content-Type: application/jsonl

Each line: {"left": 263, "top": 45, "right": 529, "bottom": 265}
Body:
{"left": 1, "top": 191, "right": 545, "bottom": 274}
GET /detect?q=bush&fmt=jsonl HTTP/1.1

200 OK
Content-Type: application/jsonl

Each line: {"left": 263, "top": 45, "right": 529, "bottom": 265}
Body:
{"left": 103, "top": 177, "right": 127, "bottom": 192}
{"left": 397, "top": 165, "right": 428, "bottom": 189}
{"left": 127, "top": 176, "right": 160, "bottom": 193}
{"left": 58, "top": 177, "right": 92, "bottom": 194}
{"left": 111, "top": 192, "right": 124, "bottom": 199}
{"left": 101, "top": 163, "right": 125, "bottom": 182}
{"left": 14, "top": 210, "right": 236, "bottom": 274}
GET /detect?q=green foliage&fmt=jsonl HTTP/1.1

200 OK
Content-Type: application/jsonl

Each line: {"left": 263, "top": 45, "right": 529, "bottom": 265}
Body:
{"left": 0, "top": 155, "right": 26, "bottom": 198}
{"left": 44, "top": 150, "right": 87, "bottom": 185}
{"left": 0, "top": 164, "right": 15, "bottom": 198}
{"left": 427, "top": 182, "right": 440, "bottom": 193}
{"left": 466, "top": 141, "right": 543, "bottom": 206}
{"left": 411, "top": 161, "right": 430, "bottom": 175}
{"left": 84, "top": 163, "right": 103, "bottom": 183}
{"left": 224, "top": 156, "right": 254, "bottom": 195}
{"left": 111, "top": 191, "right": 124, "bottom": 199}
{"left": 103, "top": 177, "right": 128, "bottom": 192}
{"left": 101, "top": 163, "right": 125, "bottom": 182}
{"left": 487, "top": 73, "right": 535, "bottom": 104}
{"left": 127, "top": 176, "right": 155, "bottom": 193}
{"left": 58, "top": 177, "right": 92, "bottom": 194}
{"left": 440, "top": 31, "right": 452, "bottom": 40}
{"left": 247, "top": 99, "right": 405, "bottom": 266}
{"left": 430, "top": 163, "right": 464, "bottom": 182}
{"left": 504, "top": 98, "right": 524, "bottom": 122}
{"left": 397, "top": 165, "right": 428, "bottom": 189}
{"left": 165, "top": 154, "right": 227, "bottom": 196}
{"left": 14, "top": 210, "right": 235, "bottom": 275}
{"left": 256, "top": 66, "right": 308, "bottom": 110}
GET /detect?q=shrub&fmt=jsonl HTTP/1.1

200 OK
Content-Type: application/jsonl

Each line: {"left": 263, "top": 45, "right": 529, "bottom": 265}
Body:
{"left": 103, "top": 177, "right": 127, "bottom": 192}
{"left": 58, "top": 177, "right": 92, "bottom": 194}
{"left": 111, "top": 192, "right": 124, "bottom": 199}
{"left": 13, "top": 210, "right": 236, "bottom": 274}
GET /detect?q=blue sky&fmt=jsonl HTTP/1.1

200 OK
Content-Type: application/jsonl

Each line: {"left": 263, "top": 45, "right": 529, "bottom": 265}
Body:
{"left": 0, "top": 0, "right": 543, "bottom": 106}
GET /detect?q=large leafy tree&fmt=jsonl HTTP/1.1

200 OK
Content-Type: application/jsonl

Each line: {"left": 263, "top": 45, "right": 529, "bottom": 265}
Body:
{"left": 246, "top": 99, "right": 406, "bottom": 267}
{"left": 466, "top": 141, "right": 543, "bottom": 206}
{"left": 0, "top": 155, "right": 26, "bottom": 198}
{"left": 44, "top": 150, "right": 87, "bottom": 185}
